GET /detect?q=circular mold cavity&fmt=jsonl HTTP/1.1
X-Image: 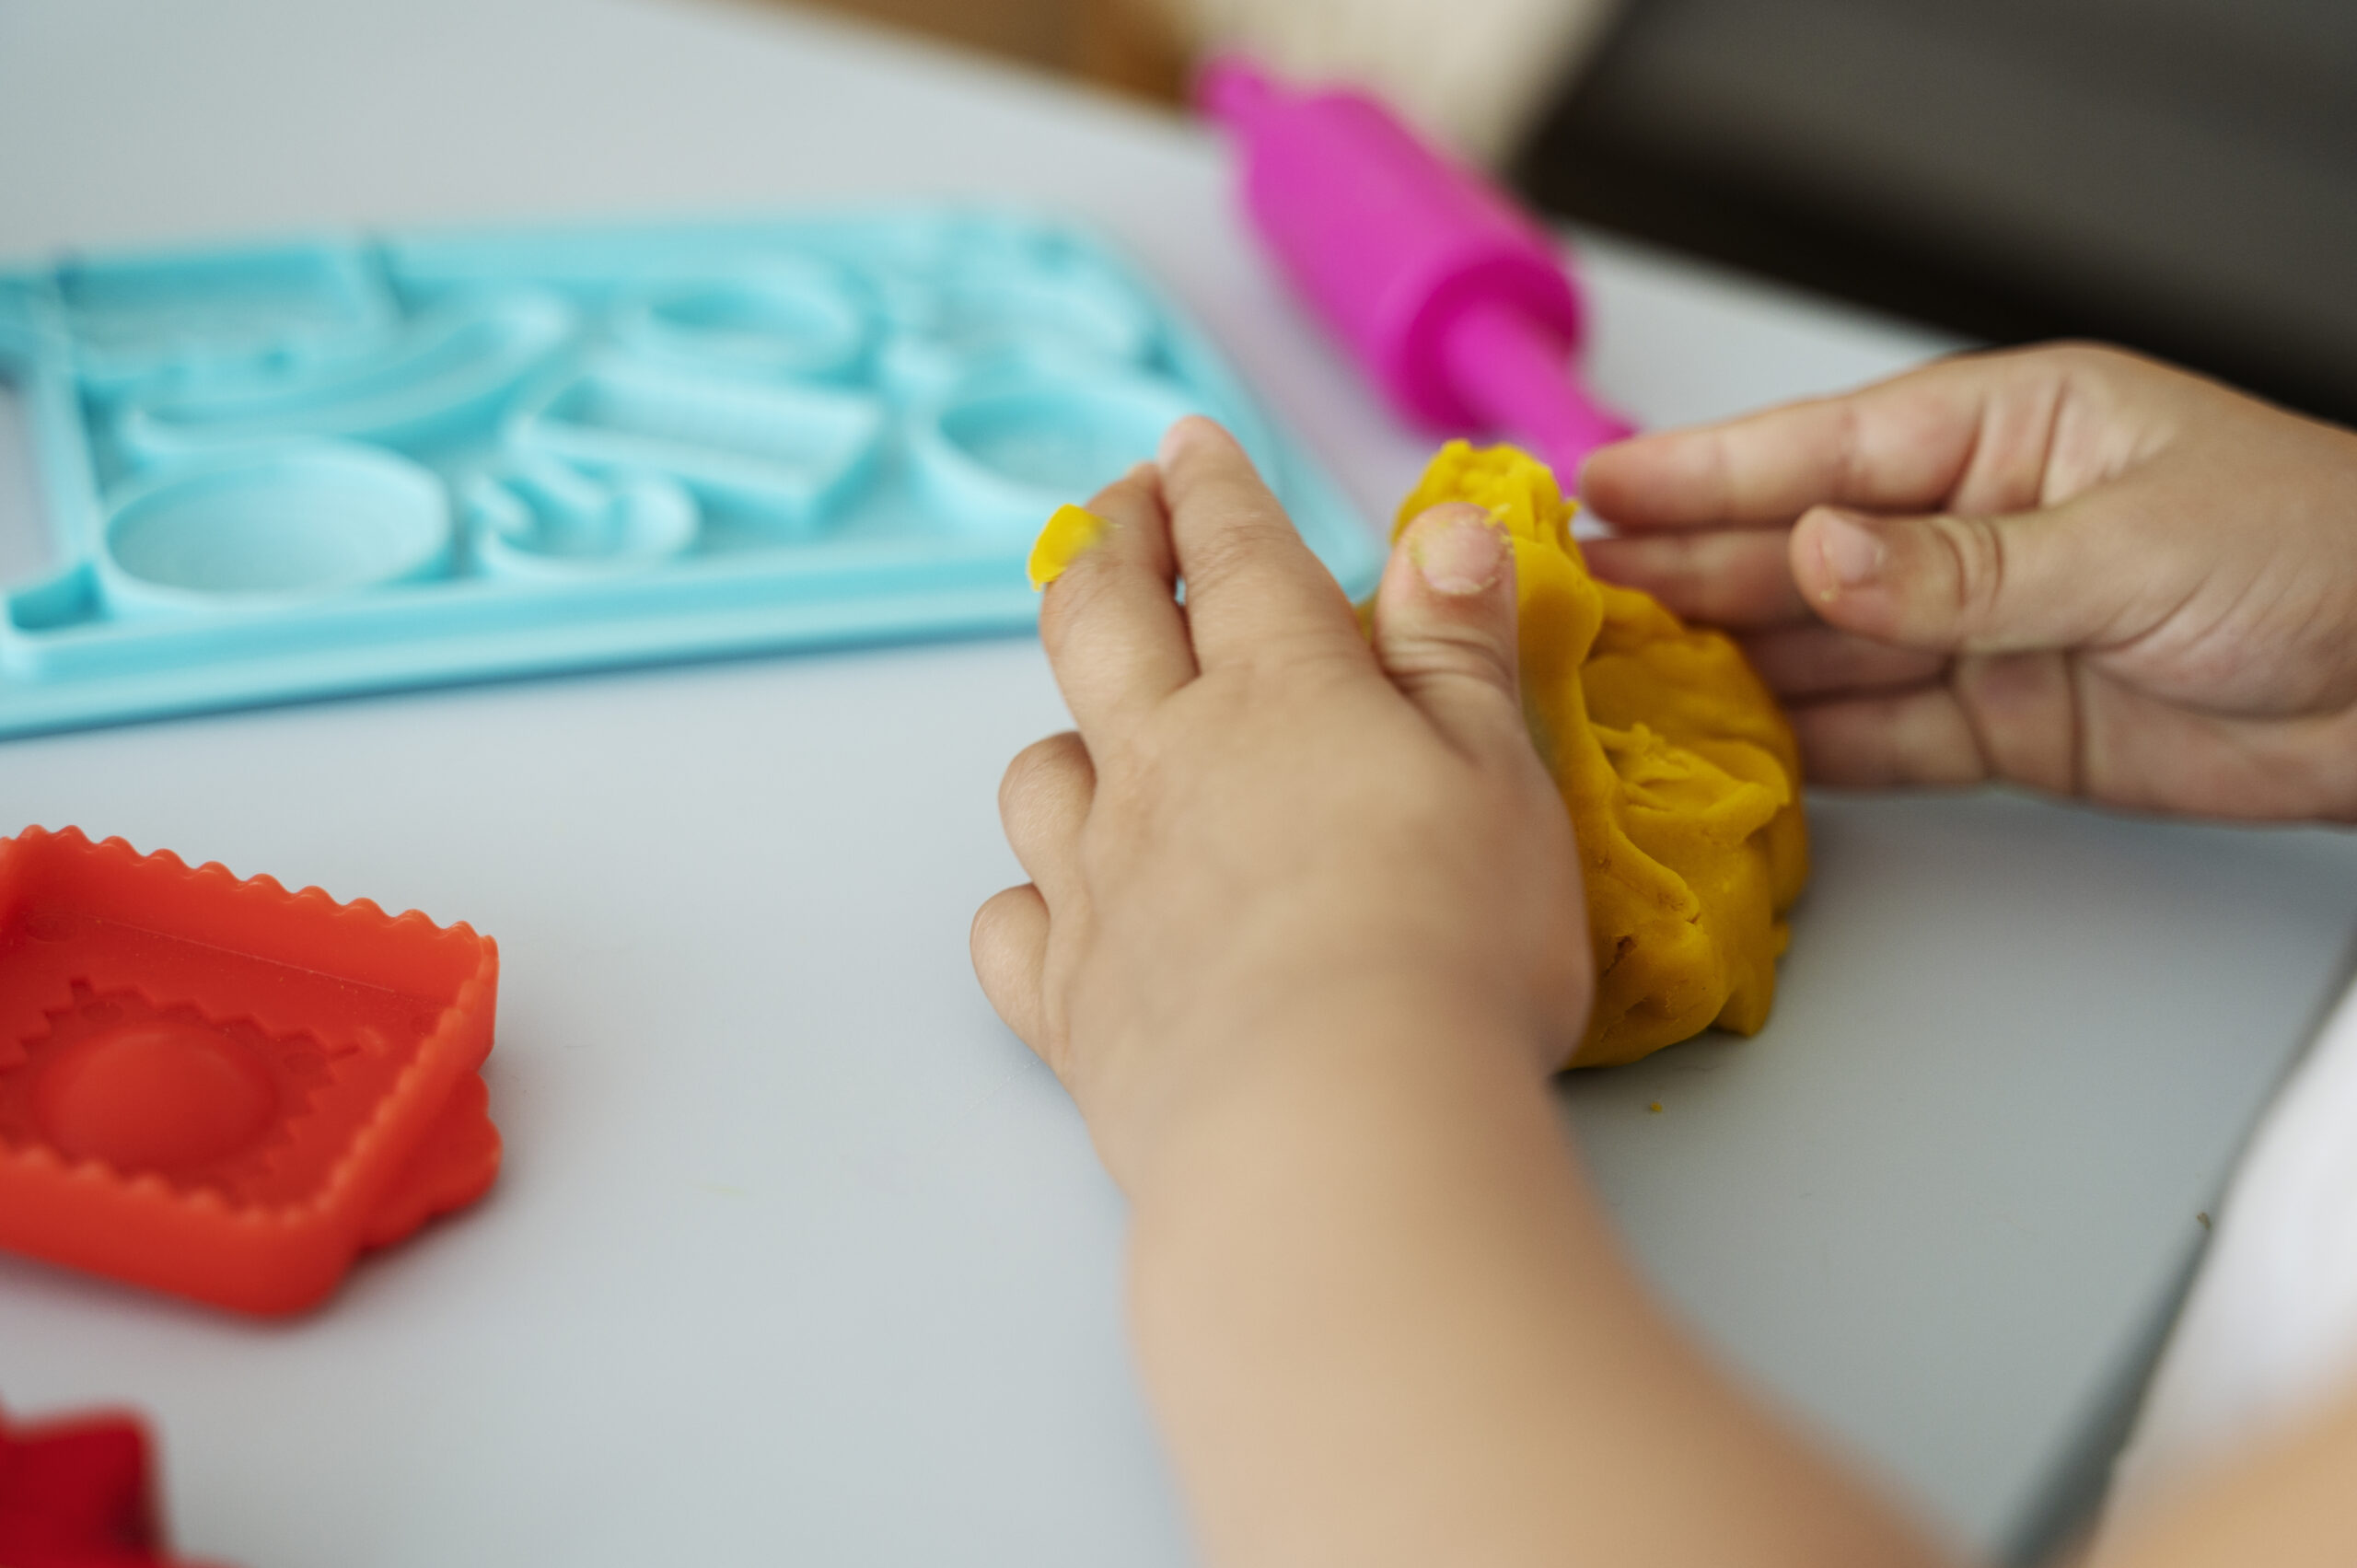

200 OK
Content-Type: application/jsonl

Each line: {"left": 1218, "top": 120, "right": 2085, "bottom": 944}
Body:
{"left": 879, "top": 266, "right": 1155, "bottom": 398}
{"left": 938, "top": 271, "right": 1152, "bottom": 360}
{"left": 618, "top": 265, "right": 869, "bottom": 381}
{"left": 912, "top": 372, "right": 1199, "bottom": 535}
{"left": 469, "top": 460, "right": 699, "bottom": 579}
{"left": 35, "top": 1018, "right": 279, "bottom": 1173}
{"left": 102, "top": 443, "right": 452, "bottom": 611}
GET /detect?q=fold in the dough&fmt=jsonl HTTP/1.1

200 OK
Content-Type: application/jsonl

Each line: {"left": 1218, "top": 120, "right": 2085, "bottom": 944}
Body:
{"left": 1392, "top": 443, "right": 1809, "bottom": 1066}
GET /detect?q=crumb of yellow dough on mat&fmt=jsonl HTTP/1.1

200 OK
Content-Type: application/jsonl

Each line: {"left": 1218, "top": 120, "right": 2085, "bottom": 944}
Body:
{"left": 1648, "top": 1101, "right": 1664, "bottom": 1114}
{"left": 1393, "top": 442, "right": 1810, "bottom": 1069}
{"left": 1028, "top": 504, "right": 1109, "bottom": 589}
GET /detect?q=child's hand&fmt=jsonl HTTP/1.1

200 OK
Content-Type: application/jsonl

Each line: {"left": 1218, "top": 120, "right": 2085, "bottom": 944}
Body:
{"left": 1582, "top": 344, "right": 2357, "bottom": 821}
{"left": 971, "top": 417, "right": 1588, "bottom": 1190}
{"left": 970, "top": 422, "right": 1944, "bottom": 1568}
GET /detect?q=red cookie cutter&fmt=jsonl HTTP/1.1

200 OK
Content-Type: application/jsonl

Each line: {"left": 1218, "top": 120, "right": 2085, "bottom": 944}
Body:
{"left": 0, "top": 1399, "right": 228, "bottom": 1568}
{"left": 0, "top": 827, "right": 500, "bottom": 1314}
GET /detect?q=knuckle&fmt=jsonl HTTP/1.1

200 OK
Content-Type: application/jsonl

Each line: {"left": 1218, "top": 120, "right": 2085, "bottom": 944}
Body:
{"left": 1640, "top": 540, "right": 1706, "bottom": 608}
{"left": 969, "top": 885, "right": 1029, "bottom": 966}
{"left": 1697, "top": 426, "right": 1738, "bottom": 513}
{"left": 1928, "top": 512, "right": 2008, "bottom": 626}
{"left": 2041, "top": 339, "right": 2122, "bottom": 373}
{"left": 1249, "top": 633, "right": 1368, "bottom": 691}
{"left": 1385, "top": 621, "right": 1515, "bottom": 689}
{"left": 1380, "top": 629, "right": 1521, "bottom": 732}
{"left": 1832, "top": 401, "right": 1869, "bottom": 501}
{"left": 1178, "top": 524, "right": 1274, "bottom": 600}
{"left": 999, "top": 732, "right": 1085, "bottom": 818}
{"left": 970, "top": 885, "right": 1014, "bottom": 943}
{"left": 1035, "top": 559, "right": 1109, "bottom": 656}
{"left": 1693, "top": 537, "right": 1759, "bottom": 621}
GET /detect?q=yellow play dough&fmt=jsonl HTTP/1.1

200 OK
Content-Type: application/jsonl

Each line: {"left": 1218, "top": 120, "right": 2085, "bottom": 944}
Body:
{"left": 1028, "top": 504, "right": 1109, "bottom": 589}
{"left": 1394, "top": 443, "right": 1809, "bottom": 1067}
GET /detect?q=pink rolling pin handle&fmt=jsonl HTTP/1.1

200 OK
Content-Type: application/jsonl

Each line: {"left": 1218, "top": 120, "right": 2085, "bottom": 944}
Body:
{"left": 1439, "top": 298, "right": 1637, "bottom": 476}
{"left": 1198, "top": 52, "right": 1635, "bottom": 477}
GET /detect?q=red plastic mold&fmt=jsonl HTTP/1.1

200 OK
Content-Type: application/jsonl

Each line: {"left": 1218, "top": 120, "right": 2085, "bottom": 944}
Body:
{"left": 0, "top": 1399, "right": 227, "bottom": 1568}
{"left": 0, "top": 827, "right": 500, "bottom": 1314}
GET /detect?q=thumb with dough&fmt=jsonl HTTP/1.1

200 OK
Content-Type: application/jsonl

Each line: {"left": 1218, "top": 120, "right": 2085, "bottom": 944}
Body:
{"left": 1367, "top": 501, "right": 1529, "bottom": 763}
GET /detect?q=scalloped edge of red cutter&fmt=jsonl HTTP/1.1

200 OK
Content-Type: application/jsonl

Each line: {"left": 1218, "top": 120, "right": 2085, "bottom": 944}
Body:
{"left": 0, "top": 826, "right": 502, "bottom": 1314}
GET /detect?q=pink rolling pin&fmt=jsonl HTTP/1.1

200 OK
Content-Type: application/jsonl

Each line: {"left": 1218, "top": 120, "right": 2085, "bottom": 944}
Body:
{"left": 1198, "top": 54, "right": 1634, "bottom": 476}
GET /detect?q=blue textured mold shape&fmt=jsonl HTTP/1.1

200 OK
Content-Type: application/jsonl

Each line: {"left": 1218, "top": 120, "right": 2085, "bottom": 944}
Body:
{"left": 615, "top": 262, "right": 870, "bottom": 382}
{"left": 56, "top": 242, "right": 399, "bottom": 395}
{"left": 912, "top": 368, "right": 1199, "bottom": 535}
{"left": 512, "top": 354, "right": 884, "bottom": 528}
{"left": 877, "top": 260, "right": 1155, "bottom": 400}
{"left": 115, "top": 292, "right": 576, "bottom": 459}
{"left": 0, "top": 211, "right": 1386, "bottom": 739}
{"left": 467, "top": 458, "right": 697, "bottom": 580}
{"left": 102, "top": 443, "right": 453, "bottom": 613}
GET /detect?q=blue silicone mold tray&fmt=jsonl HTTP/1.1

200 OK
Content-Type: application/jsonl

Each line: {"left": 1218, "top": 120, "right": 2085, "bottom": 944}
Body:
{"left": 0, "top": 211, "right": 1385, "bottom": 738}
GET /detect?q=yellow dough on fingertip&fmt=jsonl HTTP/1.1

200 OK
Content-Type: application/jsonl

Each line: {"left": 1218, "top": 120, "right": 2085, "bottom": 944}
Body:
{"left": 1392, "top": 443, "right": 1810, "bottom": 1069}
{"left": 1028, "top": 504, "right": 1110, "bottom": 589}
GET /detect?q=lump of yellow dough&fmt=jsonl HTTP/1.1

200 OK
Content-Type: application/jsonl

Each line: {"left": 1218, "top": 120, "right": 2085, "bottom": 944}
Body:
{"left": 1394, "top": 442, "right": 1809, "bottom": 1068}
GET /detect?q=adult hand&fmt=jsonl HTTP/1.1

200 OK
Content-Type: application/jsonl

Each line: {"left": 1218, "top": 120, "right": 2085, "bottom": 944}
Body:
{"left": 970, "top": 423, "right": 1938, "bottom": 1568}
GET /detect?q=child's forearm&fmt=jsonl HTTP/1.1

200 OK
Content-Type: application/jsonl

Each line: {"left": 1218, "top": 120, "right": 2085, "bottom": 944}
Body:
{"left": 1128, "top": 994, "right": 1950, "bottom": 1568}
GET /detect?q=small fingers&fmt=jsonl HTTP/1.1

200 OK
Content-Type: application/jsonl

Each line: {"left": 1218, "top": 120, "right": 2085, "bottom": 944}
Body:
{"left": 999, "top": 731, "right": 1095, "bottom": 907}
{"left": 970, "top": 883, "right": 1051, "bottom": 1051}
{"left": 1037, "top": 462, "right": 1195, "bottom": 743}
{"left": 1155, "top": 416, "right": 1367, "bottom": 671}
{"left": 1739, "top": 624, "right": 1950, "bottom": 700}
{"left": 1580, "top": 354, "right": 2006, "bottom": 532}
{"left": 1584, "top": 528, "right": 1814, "bottom": 630}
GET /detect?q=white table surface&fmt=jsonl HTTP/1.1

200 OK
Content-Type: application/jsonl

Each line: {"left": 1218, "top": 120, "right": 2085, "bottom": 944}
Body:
{"left": 4, "top": 2, "right": 2355, "bottom": 1562}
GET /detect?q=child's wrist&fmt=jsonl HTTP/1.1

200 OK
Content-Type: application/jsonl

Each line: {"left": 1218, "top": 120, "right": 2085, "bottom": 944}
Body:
{"left": 1108, "top": 981, "right": 1561, "bottom": 1202}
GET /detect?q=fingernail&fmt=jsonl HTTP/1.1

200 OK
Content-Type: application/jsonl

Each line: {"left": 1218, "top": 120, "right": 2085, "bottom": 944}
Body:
{"left": 1817, "top": 511, "right": 1884, "bottom": 598}
{"left": 1028, "top": 504, "right": 1109, "bottom": 590}
{"left": 1408, "top": 503, "right": 1507, "bottom": 596}
{"left": 1156, "top": 414, "right": 1225, "bottom": 468}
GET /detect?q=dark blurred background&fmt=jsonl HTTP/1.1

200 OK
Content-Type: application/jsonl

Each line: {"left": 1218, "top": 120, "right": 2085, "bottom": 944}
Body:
{"left": 1513, "top": 0, "right": 2357, "bottom": 426}
{"left": 795, "top": 0, "right": 2357, "bottom": 426}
